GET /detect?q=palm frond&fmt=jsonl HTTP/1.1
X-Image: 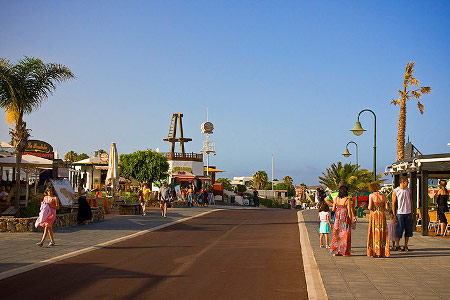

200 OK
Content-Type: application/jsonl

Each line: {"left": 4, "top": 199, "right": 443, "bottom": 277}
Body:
{"left": 417, "top": 101, "right": 424, "bottom": 114}
{"left": 420, "top": 86, "right": 431, "bottom": 94}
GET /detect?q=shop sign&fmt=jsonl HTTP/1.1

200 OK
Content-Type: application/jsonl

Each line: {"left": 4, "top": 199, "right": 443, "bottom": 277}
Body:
{"left": 201, "top": 122, "right": 214, "bottom": 134}
{"left": 58, "top": 168, "right": 70, "bottom": 178}
{"left": 22, "top": 140, "right": 54, "bottom": 159}
{"left": 100, "top": 152, "right": 109, "bottom": 162}
{"left": 173, "top": 166, "right": 192, "bottom": 174}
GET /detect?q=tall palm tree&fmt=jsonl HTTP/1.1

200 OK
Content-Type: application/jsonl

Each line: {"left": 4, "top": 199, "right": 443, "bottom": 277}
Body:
{"left": 318, "top": 162, "right": 381, "bottom": 193}
{"left": 253, "top": 170, "right": 268, "bottom": 190}
{"left": 283, "top": 176, "right": 293, "bottom": 186}
{"left": 391, "top": 62, "right": 431, "bottom": 161}
{"left": 0, "top": 56, "right": 75, "bottom": 209}
{"left": 64, "top": 151, "right": 78, "bottom": 163}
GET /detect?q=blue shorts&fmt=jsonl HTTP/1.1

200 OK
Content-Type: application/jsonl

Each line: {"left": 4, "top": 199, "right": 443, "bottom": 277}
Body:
{"left": 396, "top": 213, "right": 413, "bottom": 238}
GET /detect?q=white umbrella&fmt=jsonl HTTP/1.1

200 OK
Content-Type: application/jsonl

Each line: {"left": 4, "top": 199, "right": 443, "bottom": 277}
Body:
{"left": 105, "top": 142, "right": 119, "bottom": 193}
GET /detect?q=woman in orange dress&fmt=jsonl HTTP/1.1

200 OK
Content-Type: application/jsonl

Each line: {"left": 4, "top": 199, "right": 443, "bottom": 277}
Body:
{"left": 367, "top": 181, "right": 390, "bottom": 257}
{"left": 36, "top": 186, "right": 60, "bottom": 247}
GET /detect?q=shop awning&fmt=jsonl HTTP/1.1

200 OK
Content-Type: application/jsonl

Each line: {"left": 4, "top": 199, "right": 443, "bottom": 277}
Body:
{"left": 204, "top": 167, "right": 225, "bottom": 173}
{"left": 94, "top": 165, "right": 109, "bottom": 170}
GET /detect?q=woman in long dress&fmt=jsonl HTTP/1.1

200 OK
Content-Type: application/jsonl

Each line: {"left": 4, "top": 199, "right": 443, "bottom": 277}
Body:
{"left": 77, "top": 178, "right": 92, "bottom": 224}
{"left": 330, "top": 184, "right": 354, "bottom": 256}
{"left": 367, "top": 181, "right": 390, "bottom": 257}
{"left": 434, "top": 179, "right": 449, "bottom": 236}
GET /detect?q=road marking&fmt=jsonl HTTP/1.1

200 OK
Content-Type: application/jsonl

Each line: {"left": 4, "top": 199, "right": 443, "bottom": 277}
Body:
{"left": 297, "top": 211, "right": 328, "bottom": 300}
{"left": 0, "top": 209, "right": 222, "bottom": 281}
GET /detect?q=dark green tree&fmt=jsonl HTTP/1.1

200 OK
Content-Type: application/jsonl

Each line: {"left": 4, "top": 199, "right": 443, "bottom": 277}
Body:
{"left": 253, "top": 170, "right": 268, "bottom": 190}
{"left": 119, "top": 149, "right": 169, "bottom": 184}
{"left": 76, "top": 153, "right": 89, "bottom": 161}
{"left": 64, "top": 151, "right": 78, "bottom": 163}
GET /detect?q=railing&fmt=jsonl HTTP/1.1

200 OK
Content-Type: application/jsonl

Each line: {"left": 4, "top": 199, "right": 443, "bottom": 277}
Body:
{"left": 162, "top": 152, "right": 203, "bottom": 162}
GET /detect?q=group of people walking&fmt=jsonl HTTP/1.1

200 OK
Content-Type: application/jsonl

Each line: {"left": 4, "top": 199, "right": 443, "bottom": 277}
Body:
{"left": 318, "top": 177, "right": 449, "bottom": 257}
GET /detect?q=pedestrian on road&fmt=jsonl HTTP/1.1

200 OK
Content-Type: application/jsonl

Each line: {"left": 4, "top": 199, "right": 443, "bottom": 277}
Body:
{"left": 434, "top": 179, "right": 449, "bottom": 236}
{"left": 141, "top": 182, "right": 150, "bottom": 216}
{"left": 203, "top": 188, "right": 209, "bottom": 207}
{"left": 367, "top": 181, "right": 390, "bottom": 258}
{"left": 77, "top": 178, "right": 92, "bottom": 224}
{"left": 329, "top": 184, "right": 354, "bottom": 256}
{"left": 318, "top": 202, "right": 331, "bottom": 248}
{"left": 159, "top": 182, "right": 170, "bottom": 218}
{"left": 392, "top": 176, "right": 413, "bottom": 251}
{"left": 290, "top": 197, "right": 295, "bottom": 209}
{"left": 187, "top": 186, "right": 194, "bottom": 207}
{"left": 253, "top": 189, "right": 259, "bottom": 207}
{"left": 36, "top": 186, "right": 60, "bottom": 247}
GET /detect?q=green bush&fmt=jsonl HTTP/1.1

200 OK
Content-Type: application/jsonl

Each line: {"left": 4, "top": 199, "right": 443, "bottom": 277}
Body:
{"left": 22, "top": 201, "right": 41, "bottom": 218}
{"left": 123, "top": 192, "right": 139, "bottom": 203}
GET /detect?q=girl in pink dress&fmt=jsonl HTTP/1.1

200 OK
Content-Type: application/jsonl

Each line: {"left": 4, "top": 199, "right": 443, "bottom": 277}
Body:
{"left": 36, "top": 186, "right": 60, "bottom": 247}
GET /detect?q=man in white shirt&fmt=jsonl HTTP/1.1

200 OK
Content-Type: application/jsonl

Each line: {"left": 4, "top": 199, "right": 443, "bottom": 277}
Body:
{"left": 392, "top": 176, "right": 413, "bottom": 251}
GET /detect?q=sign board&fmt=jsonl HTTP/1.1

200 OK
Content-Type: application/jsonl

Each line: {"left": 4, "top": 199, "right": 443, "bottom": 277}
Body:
{"left": 51, "top": 179, "right": 77, "bottom": 206}
{"left": 57, "top": 168, "right": 70, "bottom": 178}
{"left": 23, "top": 140, "right": 54, "bottom": 159}
{"left": 201, "top": 122, "right": 214, "bottom": 134}
{"left": 100, "top": 152, "right": 109, "bottom": 162}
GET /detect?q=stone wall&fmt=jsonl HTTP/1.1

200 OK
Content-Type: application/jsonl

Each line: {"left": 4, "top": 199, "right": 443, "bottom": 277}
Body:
{"left": 0, "top": 208, "right": 104, "bottom": 233}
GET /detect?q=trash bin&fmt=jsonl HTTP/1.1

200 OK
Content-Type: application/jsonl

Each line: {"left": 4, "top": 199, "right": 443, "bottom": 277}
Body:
{"left": 231, "top": 196, "right": 235, "bottom": 204}
{"left": 357, "top": 206, "right": 364, "bottom": 218}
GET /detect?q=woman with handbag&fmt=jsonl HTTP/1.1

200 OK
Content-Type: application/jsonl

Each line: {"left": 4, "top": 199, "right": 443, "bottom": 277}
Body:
{"left": 329, "top": 184, "right": 354, "bottom": 256}
{"left": 36, "top": 186, "right": 60, "bottom": 247}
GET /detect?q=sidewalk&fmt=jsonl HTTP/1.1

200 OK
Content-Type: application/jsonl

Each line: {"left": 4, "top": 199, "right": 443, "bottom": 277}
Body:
{"left": 301, "top": 209, "right": 450, "bottom": 300}
{"left": 0, "top": 207, "right": 215, "bottom": 278}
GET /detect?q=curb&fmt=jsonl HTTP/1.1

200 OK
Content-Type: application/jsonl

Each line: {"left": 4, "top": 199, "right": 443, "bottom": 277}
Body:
{"left": 0, "top": 209, "right": 222, "bottom": 281}
{"left": 297, "top": 211, "right": 328, "bottom": 300}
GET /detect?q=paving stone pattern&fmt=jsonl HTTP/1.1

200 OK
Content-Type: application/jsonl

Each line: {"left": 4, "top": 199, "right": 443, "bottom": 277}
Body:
{"left": 302, "top": 209, "right": 450, "bottom": 300}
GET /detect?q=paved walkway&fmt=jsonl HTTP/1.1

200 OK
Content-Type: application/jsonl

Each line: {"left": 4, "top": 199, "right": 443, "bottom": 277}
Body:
{"left": 0, "top": 207, "right": 215, "bottom": 276}
{"left": 301, "top": 209, "right": 450, "bottom": 300}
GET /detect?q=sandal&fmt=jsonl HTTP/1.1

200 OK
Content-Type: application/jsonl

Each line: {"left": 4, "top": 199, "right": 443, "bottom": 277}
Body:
{"left": 320, "top": 245, "right": 324, "bottom": 248}
{"left": 36, "top": 242, "right": 43, "bottom": 247}
{"left": 403, "top": 246, "right": 411, "bottom": 252}
{"left": 394, "top": 246, "right": 402, "bottom": 251}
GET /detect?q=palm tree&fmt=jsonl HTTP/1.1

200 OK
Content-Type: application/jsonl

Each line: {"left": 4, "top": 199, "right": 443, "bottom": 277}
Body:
{"left": 0, "top": 56, "right": 74, "bottom": 209}
{"left": 64, "top": 151, "right": 78, "bottom": 163}
{"left": 318, "top": 162, "right": 381, "bottom": 193}
{"left": 283, "top": 176, "right": 293, "bottom": 186}
{"left": 253, "top": 170, "right": 268, "bottom": 190}
{"left": 391, "top": 62, "right": 431, "bottom": 161}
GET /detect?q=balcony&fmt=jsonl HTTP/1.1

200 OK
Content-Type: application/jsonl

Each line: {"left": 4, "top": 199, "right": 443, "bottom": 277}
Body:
{"left": 162, "top": 152, "right": 203, "bottom": 162}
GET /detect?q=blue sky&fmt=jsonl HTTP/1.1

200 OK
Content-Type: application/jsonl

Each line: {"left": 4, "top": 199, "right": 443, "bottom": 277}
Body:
{"left": 1, "top": 1, "right": 449, "bottom": 185}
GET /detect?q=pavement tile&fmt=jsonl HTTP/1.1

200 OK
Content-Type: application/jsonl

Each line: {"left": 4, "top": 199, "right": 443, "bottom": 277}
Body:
{"left": 302, "top": 209, "right": 450, "bottom": 300}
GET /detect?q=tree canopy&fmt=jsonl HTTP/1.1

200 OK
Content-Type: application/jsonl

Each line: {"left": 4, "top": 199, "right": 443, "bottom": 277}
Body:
{"left": 318, "top": 162, "right": 382, "bottom": 193}
{"left": 253, "top": 170, "right": 268, "bottom": 190}
{"left": 64, "top": 151, "right": 89, "bottom": 163}
{"left": 119, "top": 149, "right": 169, "bottom": 184}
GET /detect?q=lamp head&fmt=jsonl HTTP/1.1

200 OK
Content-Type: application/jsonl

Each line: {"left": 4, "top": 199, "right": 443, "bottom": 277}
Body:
{"left": 342, "top": 148, "right": 351, "bottom": 157}
{"left": 350, "top": 121, "right": 365, "bottom": 136}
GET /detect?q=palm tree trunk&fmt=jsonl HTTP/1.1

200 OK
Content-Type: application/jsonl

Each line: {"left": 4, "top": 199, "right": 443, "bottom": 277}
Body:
{"left": 397, "top": 101, "right": 407, "bottom": 161}
{"left": 14, "top": 150, "right": 22, "bottom": 209}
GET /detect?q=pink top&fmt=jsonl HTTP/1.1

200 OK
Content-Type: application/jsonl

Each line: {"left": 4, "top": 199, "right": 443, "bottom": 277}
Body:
{"left": 319, "top": 211, "right": 329, "bottom": 222}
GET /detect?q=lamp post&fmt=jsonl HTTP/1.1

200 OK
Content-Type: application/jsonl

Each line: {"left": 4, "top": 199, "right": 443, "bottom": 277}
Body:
{"left": 342, "top": 141, "right": 358, "bottom": 166}
{"left": 350, "top": 109, "right": 376, "bottom": 181}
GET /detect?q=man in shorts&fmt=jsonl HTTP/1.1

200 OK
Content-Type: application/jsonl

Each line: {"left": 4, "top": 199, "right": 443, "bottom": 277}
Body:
{"left": 159, "top": 182, "right": 170, "bottom": 218}
{"left": 392, "top": 176, "right": 413, "bottom": 251}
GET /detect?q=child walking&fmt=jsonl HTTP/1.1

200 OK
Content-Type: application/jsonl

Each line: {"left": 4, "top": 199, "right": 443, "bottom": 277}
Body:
{"left": 318, "top": 202, "right": 332, "bottom": 248}
{"left": 388, "top": 210, "right": 396, "bottom": 250}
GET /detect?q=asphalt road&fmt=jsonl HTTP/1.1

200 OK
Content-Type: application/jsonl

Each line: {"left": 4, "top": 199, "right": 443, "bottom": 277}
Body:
{"left": 1, "top": 209, "right": 307, "bottom": 300}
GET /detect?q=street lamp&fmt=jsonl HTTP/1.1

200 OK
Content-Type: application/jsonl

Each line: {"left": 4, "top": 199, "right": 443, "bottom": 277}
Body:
{"left": 342, "top": 141, "right": 358, "bottom": 166}
{"left": 351, "top": 109, "right": 376, "bottom": 181}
